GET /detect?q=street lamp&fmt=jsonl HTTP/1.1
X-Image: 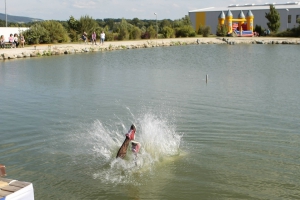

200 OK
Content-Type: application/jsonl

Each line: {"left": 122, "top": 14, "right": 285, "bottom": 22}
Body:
{"left": 286, "top": 8, "right": 289, "bottom": 30}
{"left": 154, "top": 13, "right": 158, "bottom": 39}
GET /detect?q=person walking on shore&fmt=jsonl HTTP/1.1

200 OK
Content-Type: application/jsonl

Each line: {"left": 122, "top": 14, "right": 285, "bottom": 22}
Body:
{"left": 92, "top": 31, "right": 97, "bottom": 45}
{"left": 100, "top": 31, "right": 105, "bottom": 45}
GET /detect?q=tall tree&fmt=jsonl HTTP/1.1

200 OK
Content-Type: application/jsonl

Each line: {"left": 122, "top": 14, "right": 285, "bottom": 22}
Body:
{"left": 41, "top": 20, "right": 69, "bottom": 43}
{"left": 265, "top": 5, "right": 281, "bottom": 32}
{"left": 116, "top": 18, "right": 130, "bottom": 40}
{"left": 78, "top": 15, "right": 100, "bottom": 40}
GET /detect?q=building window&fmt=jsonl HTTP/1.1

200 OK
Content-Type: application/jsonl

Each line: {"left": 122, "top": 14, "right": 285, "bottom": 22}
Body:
{"left": 297, "top": 15, "right": 300, "bottom": 23}
{"left": 288, "top": 15, "right": 291, "bottom": 23}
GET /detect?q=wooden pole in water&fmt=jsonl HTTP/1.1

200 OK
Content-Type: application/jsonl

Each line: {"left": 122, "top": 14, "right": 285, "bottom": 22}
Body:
{"left": 206, "top": 74, "right": 208, "bottom": 83}
{"left": 0, "top": 164, "right": 6, "bottom": 177}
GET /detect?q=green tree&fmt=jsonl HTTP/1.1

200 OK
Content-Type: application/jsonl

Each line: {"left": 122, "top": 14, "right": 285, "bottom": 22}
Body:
{"left": 172, "top": 16, "right": 195, "bottom": 37}
{"left": 22, "top": 23, "right": 50, "bottom": 44}
{"left": 129, "top": 26, "right": 142, "bottom": 40}
{"left": 95, "top": 19, "right": 106, "bottom": 28}
{"left": 202, "top": 26, "right": 211, "bottom": 37}
{"left": 181, "top": 15, "right": 192, "bottom": 26}
{"left": 67, "top": 16, "right": 79, "bottom": 31}
{"left": 117, "top": 18, "right": 129, "bottom": 40}
{"left": 254, "top": 24, "right": 264, "bottom": 36}
{"left": 78, "top": 15, "right": 100, "bottom": 39}
{"left": 147, "top": 25, "right": 156, "bottom": 39}
{"left": 104, "top": 18, "right": 115, "bottom": 30}
{"left": 175, "top": 25, "right": 195, "bottom": 37}
{"left": 160, "top": 19, "right": 172, "bottom": 30}
{"left": 198, "top": 24, "right": 204, "bottom": 35}
{"left": 161, "top": 26, "right": 174, "bottom": 38}
{"left": 265, "top": 5, "right": 281, "bottom": 32}
{"left": 131, "top": 18, "right": 144, "bottom": 28}
{"left": 216, "top": 24, "right": 228, "bottom": 36}
{"left": 67, "top": 16, "right": 79, "bottom": 41}
{"left": 0, "top": 19, "right": 5, "bottom": 27}
{"left": 41, "top": 20, "right": 69, "bottom": 43}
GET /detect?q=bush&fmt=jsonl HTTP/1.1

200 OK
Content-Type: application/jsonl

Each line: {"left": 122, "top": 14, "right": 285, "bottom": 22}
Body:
{"left": 117, "top": 27, "right": 129, "bottom": 40}
{"left": 23, "top": 23, "right": 50, "bottom": 44}
{"left": 254, "top": 25, "right": 264, "bottom": 36}
{"left": 78, "top": 15, "right": 100, "bottom": 38}
{"left": 129, "top": 26, "right": 142, "bottom": 40}
{"left": 198, "top": 24, "right": 204, "bottom": 35}
{"left": 141, "top": 32, "right": 150, "bottom": 39}
{"left": 105, "top": 32, "right": 114, "bottom": 41}
{"left": 69, "top": 29, "right": 78, "bottom": 42}
{"left": 41, "top": 20, "right": 69, "bottom": 43}
{"left": 175, "top": 25, "right": 195, "bottom": 37}
{"left": 276, "top": 30, "right": 298, "bottom": 37}
{"left": 162, "top": 26, "right": 175, "bottom": 38}
{"left": 147, "top": 25, "right": 156, "bottom": 39}
{"left": 202, "top": 26, "right": 211, "bottom": 37}
{"left": 216, "top": 24, "right": 227, "bottom": 36}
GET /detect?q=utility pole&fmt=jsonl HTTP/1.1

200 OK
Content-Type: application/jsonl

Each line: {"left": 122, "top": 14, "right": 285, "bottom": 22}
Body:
{"left": 286, "top": 9, "right": 289, "bottom": 29}
{"left": 5, "top": 0, "right": 7, "bottom": 27}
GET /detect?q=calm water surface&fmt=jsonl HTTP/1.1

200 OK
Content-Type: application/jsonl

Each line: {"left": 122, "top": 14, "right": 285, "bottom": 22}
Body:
{"left": 0, "top": 44, "right": 300, "bottom": 199}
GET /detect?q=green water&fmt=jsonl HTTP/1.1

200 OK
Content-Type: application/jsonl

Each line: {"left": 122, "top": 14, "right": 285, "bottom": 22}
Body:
{"left": 0, "top": 44, "right": 299, "bottom": 199}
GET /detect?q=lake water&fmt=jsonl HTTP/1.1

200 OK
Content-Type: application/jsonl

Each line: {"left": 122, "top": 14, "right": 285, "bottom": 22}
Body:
{"left": 1, "top": 44, "right": 300, "bottom": 200}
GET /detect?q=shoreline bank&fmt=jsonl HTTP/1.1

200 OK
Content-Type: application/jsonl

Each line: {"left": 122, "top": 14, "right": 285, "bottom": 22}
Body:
{"left": 1, "top": 37, "right": 300, "bottom": 61}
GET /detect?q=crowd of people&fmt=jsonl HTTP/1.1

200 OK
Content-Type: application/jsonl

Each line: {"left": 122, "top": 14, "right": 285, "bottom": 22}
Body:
{"left": 0, "top": 33, "right": 25, "bottom": 48}
{"left": 1, "top": 31, "right": 106, "bottom": 48}
{"left": 81, "top": 31, "right": 105, "bottom": 45}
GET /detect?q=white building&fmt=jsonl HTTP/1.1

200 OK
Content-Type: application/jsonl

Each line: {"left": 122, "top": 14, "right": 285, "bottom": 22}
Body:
{"left": 189, "top": 2, "right": 300, "bottom": 34}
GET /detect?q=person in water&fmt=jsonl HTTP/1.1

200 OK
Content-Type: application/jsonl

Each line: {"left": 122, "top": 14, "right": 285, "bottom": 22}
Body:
{"left": 116, "top": 124, "right": 140, "bottom": 159}
{"left": 126, "top": 124, "right": 136, "bottom": 140}
{"left": 131, "top": 140, "right": 141, "bottom": 166}
{"left": 131, "top": 141, "right": 141, "bottom": 155}
{"left": 127, "top": 125, "right": 141, "bottom": 155}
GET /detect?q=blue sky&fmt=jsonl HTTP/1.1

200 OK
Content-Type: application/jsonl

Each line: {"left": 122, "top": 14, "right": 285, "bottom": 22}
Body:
{"left": 2, "top": 0, "right": 262, "bottom": 20}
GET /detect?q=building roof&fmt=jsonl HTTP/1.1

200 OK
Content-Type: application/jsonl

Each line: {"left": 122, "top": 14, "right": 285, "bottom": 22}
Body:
{"left": 189, "top": 2, "right": 300, "bottom": 12}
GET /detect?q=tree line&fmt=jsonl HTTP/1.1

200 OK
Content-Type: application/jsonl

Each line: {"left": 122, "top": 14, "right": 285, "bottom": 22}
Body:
{"left": 0, "top": 15, "right": 197, "bottom": 44}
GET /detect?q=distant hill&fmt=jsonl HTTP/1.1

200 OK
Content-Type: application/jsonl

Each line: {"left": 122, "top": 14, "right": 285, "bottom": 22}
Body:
{"left": 0, "top": 13, "right": 43, "bottom": 23}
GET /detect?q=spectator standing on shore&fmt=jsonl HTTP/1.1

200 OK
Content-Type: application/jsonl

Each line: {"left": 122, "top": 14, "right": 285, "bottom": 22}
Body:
{"left": 9, "top": 34, "right": 15, "bottom": 48}
{"left": 14, "top": 33, "right": 19, "bottom": 48}
{"left": 92, "top": 31, "right": 97, "bottom": 45}
{"left": 0, "top": 35, "right": 5, "bottom": 48}
{"left": 100, "top": 31, "right": 105, "bottom": 45}
{"left": 20, "top": 34, "right": 25, "bottom": 48}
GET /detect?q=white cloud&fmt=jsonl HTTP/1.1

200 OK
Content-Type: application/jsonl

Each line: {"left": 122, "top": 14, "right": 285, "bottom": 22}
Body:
{"left": 4, "top": 0, "right": 256, "bottom": 20}
{"left": 130, "top": 8, "right": 145, "bottom": 13}
{"left": 73, "top": 1, "right": 97, "bottom": 9}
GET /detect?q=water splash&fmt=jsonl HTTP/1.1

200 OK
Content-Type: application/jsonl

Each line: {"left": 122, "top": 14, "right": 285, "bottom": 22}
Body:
{"left": 86, "top": 112, "right": 183, "bottom": 184}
